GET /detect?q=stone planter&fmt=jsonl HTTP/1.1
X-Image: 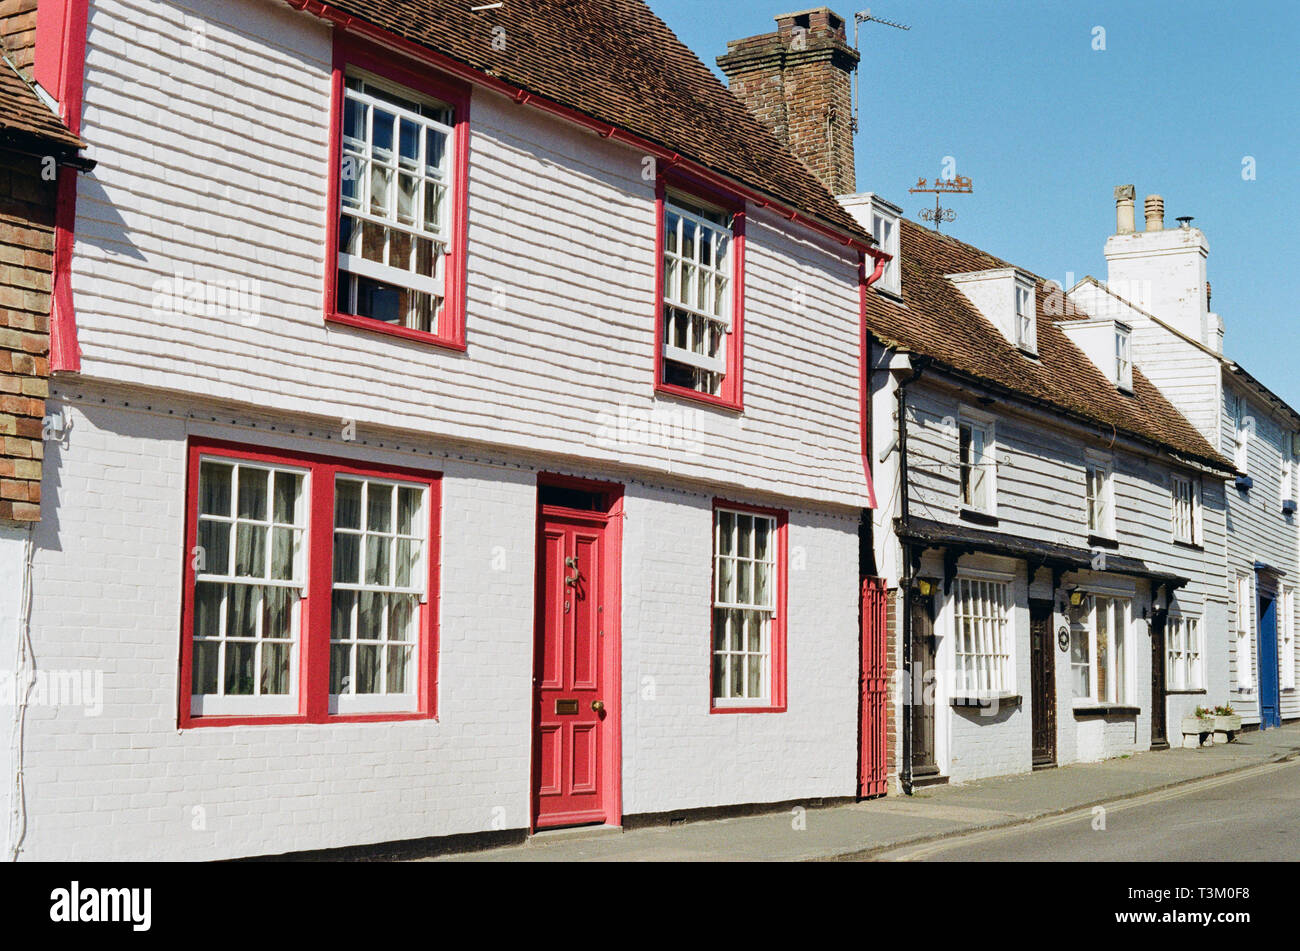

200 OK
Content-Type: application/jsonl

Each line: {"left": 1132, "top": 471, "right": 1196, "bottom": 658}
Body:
{"left": 1213, "top": 714, "right": 1243, "bottom": 744}
{"left": 1181, "top": 715, "right": 1215, "bottom": 749}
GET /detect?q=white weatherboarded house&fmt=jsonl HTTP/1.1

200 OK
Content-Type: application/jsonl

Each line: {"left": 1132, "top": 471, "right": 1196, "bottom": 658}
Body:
{"left": 855, "top": 216, "right": 1234, "bottom": 788}
{"left": 8, "top": 0, "right": 886, "bottom": 860}
{"left": 1069, "top": 187, "right": 1300, "bottom": 731}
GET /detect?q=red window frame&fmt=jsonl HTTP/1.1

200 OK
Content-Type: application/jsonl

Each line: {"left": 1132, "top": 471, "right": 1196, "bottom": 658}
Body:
{"left": 654, "top": 171, "right": 746, "bottom": 411}
{"left": 324, "top": 34, "right": 471, "bottom": 351}
{"left": 709, "top": 498, "right": 787, "bottom": 713}
{"left": 178, "top": 438, "right": 442, "bottom": 728}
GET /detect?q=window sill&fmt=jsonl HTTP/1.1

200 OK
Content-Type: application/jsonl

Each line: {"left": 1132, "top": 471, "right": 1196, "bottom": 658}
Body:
{"left": 1165, "top": 688, "right": 1207, "bottom": 696}
{"left": 1172, "top": 539, "right": 1204, "bottom": 551}
{"left": 326, "top": 311, "right": 466, "bottom": 352}
{"left": 958, "top": 508, "right": 999, "bottom": 527}
{"left": 1072, "top": 703, "right": 1140, "bottom": 718}
{"left": 951, "top": 693, "right": 1021, "bottom": 709}
{"left": 655, "top": 381, "right": 743, "bottom": 413}
{"left": 710, "top": 703, "right": 786, "bottom": 714}
{"left": 1087, "top": 534, "right": 1119, "bottom": 550}
{"left": 182, "top": 711, "right": 435, "bottom": 729}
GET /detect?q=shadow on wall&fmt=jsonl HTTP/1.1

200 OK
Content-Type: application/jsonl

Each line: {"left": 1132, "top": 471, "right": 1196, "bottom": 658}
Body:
{"left": 35, "top": 400, "right": 186, "bottom": 557}
{"left": 953, "top": 701, "right": 1020, "bottom": 726}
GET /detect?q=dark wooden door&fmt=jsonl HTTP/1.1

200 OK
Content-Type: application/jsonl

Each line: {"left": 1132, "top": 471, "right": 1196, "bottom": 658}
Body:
{"left": 1030, "top": 600, "right": 1056, "bottom": 767}
{"left": 1150, "top": 612, "right": 1169, "bottom": 749}
{"left": 910, "top": 589, "right": 938, "bottom": 776}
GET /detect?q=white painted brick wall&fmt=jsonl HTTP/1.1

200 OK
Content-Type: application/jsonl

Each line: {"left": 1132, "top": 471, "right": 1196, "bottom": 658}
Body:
{"left": 19, "top": 386, "right": 862, "bottom": 859}
{"left": 620, "top": 484, "right": 860, "bottom": 813}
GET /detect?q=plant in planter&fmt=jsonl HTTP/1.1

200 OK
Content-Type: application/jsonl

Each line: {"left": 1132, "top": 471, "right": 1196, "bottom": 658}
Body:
{"left": 1181, "top": 706, "right": 1216, "bottom": 748}
{"left": 1212, "top": 703, "right": 1242, "bottom": 743}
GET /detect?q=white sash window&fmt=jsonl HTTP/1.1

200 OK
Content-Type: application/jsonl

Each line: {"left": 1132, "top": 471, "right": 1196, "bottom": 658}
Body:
{"left": 954, "top": 577, "right": 1012, "bottom": 696}
{"left": 1167, "top": 615, "right": 1203, "bottom": 691}
{"left": 192, "top": 460, "right": 308, "bottom": 716}
{"left": 330, "top": 477, "right": 428, "bottom": 714}
{"left": 1071, "top": 594, "right": 1131, "bottom": 703}
{"left": 338, "top": 73, "right": 454, "bottom": 334}
{"left": 662, "top": 195, "right": 733, "bottom": 396}
{"left": 1171, "top": 474, "right": 1200, "bottom": 544}
{"left": 1236, "top": 576, "right": 1254, "bottom": 689}
{"left": 712, "top": 508, "right": 777, "bottom": 705}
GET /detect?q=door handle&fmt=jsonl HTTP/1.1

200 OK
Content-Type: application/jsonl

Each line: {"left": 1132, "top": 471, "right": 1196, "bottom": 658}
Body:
{"left": 591, "top": 700, "right": 605, "bottom": 713}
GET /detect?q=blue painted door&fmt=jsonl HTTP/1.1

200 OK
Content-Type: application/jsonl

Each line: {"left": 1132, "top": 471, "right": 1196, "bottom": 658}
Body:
{"left": 1258, "top": 588, "right": 1281, "bottom": 729}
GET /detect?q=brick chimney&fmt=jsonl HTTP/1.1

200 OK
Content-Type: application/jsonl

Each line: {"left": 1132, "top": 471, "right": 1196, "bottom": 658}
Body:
{"left": 718, "top": 7, "right": 859, "bottom": 196}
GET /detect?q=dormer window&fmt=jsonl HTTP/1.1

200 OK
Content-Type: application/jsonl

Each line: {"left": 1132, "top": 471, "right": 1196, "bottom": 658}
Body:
{"left": 946, "top": 267, "right": 1038, "bottom": 355}
{"left": 1015, "top": 282, "right": 1036, "bottom": 354}
{"left": 839, "top": 193, "right": 902, "bottom": 297}
{"left": 1114, "top": 324, "right": 1133, "bottom": 391}
{"left": 871, "top": 208, "right": 901, "bottom": 296}
{"left": 1058, "top": 316, "right": 1136, "bottom": 394}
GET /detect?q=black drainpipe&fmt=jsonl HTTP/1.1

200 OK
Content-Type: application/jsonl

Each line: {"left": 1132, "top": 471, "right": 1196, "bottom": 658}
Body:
{"left": 897, "top": 355, "right": 928, "bottom": 797}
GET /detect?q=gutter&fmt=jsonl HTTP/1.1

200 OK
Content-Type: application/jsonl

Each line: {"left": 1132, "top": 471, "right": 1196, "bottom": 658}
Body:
{"left": 857, "top": 251, "right": 892, "bottom": 503}
{"left": 896, "top": 355, "right": 930, "bottom": 797}
{"left": 0, "top": 130, "right": 94, "bottom": 170}
{"left": 283, "top": 0, "right": 877, "bottom": 255}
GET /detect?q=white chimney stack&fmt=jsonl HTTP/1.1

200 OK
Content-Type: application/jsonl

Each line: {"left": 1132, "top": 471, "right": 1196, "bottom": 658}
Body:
{"left": 1104, "top": 185, "right": 1210, "bottom": 347}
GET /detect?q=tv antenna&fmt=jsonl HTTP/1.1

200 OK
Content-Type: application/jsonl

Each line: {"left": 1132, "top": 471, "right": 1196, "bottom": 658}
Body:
{"left": 909, "top": 175, "right": 974, "bottom": 231}
{"left": 851, "top": 9, "right": 910, "bottom": 134}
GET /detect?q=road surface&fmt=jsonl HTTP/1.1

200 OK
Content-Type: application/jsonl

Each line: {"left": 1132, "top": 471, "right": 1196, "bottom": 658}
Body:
{"left": 871, "top": 756, "right": 1300, "bottom": 861}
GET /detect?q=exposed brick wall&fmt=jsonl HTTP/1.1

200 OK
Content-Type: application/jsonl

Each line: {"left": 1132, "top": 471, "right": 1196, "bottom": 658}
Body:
{"left": 0, "top": 0, "right": 38, "bottom": 79}
{"left": 0, "top": 145, "right": 52, "bottom": 523}
{"left": 718, "top": 7, "right": 859, "bottom": 197}
{"left": 885, "top": 585, "right": 898, "bottom": 789}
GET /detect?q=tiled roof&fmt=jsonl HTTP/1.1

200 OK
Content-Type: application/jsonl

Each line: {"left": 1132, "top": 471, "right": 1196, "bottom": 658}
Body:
{"left": 302, "top": 0, "right": 870, "bottom": 244}
{"left": 866, "top": 220, "right": 1232, "bottom": 472}
{"left": 0, "top": 57, "right": 81, "bottom": 151}
{"left": 1075, "top": 275, "right": 1300, "bottom": 427}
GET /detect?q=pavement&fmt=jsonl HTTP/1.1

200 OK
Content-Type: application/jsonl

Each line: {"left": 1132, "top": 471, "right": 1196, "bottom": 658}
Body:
{"left": 433, "top": 723, "right": 1300, "bottom": 862}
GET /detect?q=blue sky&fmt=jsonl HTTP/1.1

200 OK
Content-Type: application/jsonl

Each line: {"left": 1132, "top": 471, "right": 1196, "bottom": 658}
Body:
{"left": 649, "top": 0, "right": 1300, "bottom": 407}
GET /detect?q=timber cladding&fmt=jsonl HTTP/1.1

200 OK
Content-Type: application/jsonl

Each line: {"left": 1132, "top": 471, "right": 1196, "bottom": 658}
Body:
{"left": 0, "top": 144, "right": 53, "bottom": 523}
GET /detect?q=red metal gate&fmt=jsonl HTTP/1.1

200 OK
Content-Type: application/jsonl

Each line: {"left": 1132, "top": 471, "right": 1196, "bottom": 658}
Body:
{"left": 859, "top": 577, "right": 889, "bottom": 798}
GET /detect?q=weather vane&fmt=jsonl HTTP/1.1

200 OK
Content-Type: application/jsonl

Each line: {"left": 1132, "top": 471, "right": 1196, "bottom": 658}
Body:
{"left": 909, "top": 175, "right": 974, "bottom": 231}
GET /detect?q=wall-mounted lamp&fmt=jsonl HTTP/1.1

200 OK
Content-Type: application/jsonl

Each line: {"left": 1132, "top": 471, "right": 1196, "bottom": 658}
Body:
{"left": 917, "top": 579, "right": 934, "bottom": 597}
{"left": 1068, "top": 589, "right": 1085, "bottom": 607}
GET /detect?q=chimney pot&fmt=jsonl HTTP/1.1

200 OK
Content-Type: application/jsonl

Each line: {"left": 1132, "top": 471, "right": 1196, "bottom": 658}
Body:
{"left": 1144, "top": 195, "right": 1165, "bottom": 232}
{"left": 1114, "top": 184, "right": 1136, "bottom": 234}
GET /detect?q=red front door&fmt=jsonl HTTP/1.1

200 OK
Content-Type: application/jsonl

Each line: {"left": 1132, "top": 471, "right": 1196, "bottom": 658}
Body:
{"left": 533, "top": 510, "right": 611, "bottom": 829}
